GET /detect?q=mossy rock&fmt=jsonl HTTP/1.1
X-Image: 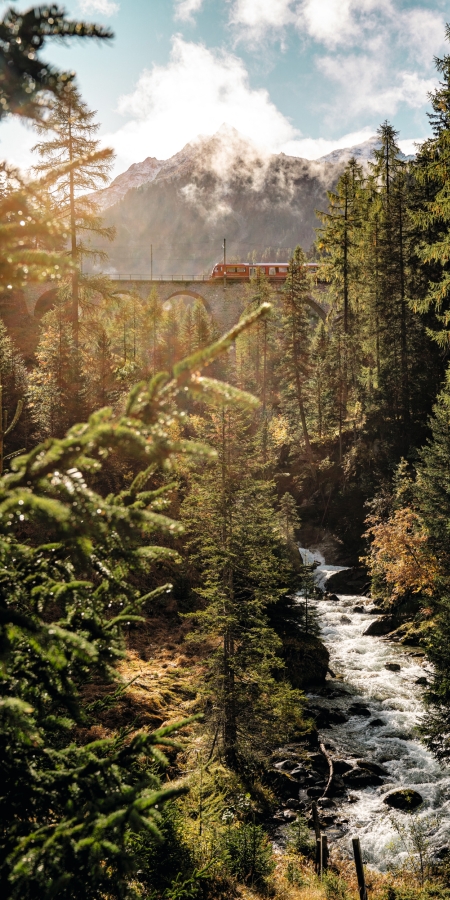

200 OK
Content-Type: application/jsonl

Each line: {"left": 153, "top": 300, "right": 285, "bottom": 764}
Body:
{"left": 280, "top": 634, "right": 330, "bottom": 689}
{"left": 383, "top": 789, "right": 423, "bottom": 811}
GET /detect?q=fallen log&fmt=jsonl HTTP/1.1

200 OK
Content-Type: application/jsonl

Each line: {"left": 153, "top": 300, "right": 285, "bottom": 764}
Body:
{"left": 319, "top": 741, "right": 334, "bottom": 798}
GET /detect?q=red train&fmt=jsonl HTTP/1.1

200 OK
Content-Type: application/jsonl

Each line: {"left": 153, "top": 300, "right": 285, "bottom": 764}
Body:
{"left": 210, "top": 262, "right": 320, "bottom": 282}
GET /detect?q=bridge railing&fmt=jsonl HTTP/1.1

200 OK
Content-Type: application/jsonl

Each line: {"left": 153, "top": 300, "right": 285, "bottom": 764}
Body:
{"left": 110, "top": 274, "right": 210, "bottom": 282}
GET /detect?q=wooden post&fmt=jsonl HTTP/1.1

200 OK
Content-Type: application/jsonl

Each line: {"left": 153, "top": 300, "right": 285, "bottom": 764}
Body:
{"left": 321, "top": 834, "right": 328, "bottom": 872}
{"left": 352, "top": 837, "right": 368, "bottom": 900}
{"left": 311, "top": 801, "right": 321, "bottom": 840}
{"left": 316, "top": 837, "right": 322, "bottom": 876}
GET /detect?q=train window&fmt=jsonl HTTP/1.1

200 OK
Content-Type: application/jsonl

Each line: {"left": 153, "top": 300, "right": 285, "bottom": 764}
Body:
{"left": 227, "top": 267, "right": 237, "bottom": 273}
{"left": 249, "top": 267, "right": 256, "bottom": 277}
{"left": 269, "top": 267, "right": 276, "bottom": 275}
{"left": 278, "top": 267, "right": 287, "bottom": 273}
{"left": 237, "top": 267, "right": 246, "bottom": 272}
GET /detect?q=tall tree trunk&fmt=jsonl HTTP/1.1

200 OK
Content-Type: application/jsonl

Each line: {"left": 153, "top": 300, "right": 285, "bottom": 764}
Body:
{"left": 221, "top": 410, "right": 237, "bottom": 767}
{"left": 398, "top": 186, "right": 410, "bottom": 429}
{"left": 68, "top": 101, "right": 78, "bottom": 345}
{"left": 291, "top": 290, "right": 312, "bottom": 458}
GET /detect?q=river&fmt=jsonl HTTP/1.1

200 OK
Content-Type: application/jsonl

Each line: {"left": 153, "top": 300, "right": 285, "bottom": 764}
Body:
{"left": 301, "top": 552, "right": 450, "bottom": 870}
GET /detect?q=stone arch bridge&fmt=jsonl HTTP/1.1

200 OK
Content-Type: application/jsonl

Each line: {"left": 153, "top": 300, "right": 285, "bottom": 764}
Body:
{"left": 24, "top": 277, "right": 327, "bottom": 330}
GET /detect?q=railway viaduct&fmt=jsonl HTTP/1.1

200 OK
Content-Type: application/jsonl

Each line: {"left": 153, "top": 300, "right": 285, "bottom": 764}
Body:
{"left": 24, "top": 277, "right": 327, "bottom": 329}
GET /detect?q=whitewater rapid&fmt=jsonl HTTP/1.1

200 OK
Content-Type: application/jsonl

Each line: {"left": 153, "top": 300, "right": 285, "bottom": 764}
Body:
{"left": 301, "top": 554, "right": 450, "bottom": 869}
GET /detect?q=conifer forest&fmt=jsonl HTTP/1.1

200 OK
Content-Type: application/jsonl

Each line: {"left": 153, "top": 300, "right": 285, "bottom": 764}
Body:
{"left": 5, "top": 5, "right": 450, "bottom": 900}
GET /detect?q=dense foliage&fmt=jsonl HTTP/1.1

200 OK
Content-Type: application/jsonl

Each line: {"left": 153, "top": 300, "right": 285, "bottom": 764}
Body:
{"left": 0, "top": 304, "right": 274, "bottom": 897}
{"left": 6, "top": 8, "right": 450, "bottom": 899}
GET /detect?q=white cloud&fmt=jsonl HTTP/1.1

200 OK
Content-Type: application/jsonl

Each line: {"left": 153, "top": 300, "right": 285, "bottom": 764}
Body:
{"left": 79, "top": 0, "right": 119, "bottom": 15}
{"left": 106, "top": 37, "right": 298, "bottom": 171}
{"left": 227, "top": 0, "right": 444, "bottom": 123}
{"left": 229, "top": 0, "right": 294, "bottom": 39}
{"left": 281, "top": 126, "right": 376, "bottom": 159}
{"left": 399, "top": 8, "right": 445, "bottom": 65}
{"left": 174, "top": 0, "right": 204, "bottom": 22}
{"left": 399, "top": 137, "right": 424, "bottom": 157}
{"left": 318, "top": 52, "right": 436, "bottom": 118}
{"left": 229, "top": 0, "right": 390, "bottom": 46}
{"left": 297, "top": 0, "right": 386, "bottom": 49}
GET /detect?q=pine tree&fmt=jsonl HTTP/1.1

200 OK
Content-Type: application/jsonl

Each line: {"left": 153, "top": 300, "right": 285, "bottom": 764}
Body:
{"left": 278, "top": 246, "right": 313, "bottom": 457}
{"left": 80, "top": 315, "right": 118, "bottom": 412}
{"left": 236, "top": 271, "right": 274, "bottom": 404}
{"left": 145, "top": 286, "right": 164, "bottom": 376}
{"left": 0, "top": 321, "right": 29, "bottom": 464}
{"left": 32, "top": 83, "right": 115, "bottom": 341}
{"left": 0, "top": 162, "right": 72, "bottom": 294}
{"left": 158, "top": 298, "right": 185, "bottom": 371}
{"left": 367, "top": 122, "right": 411, "bottom": 431}
{"left": 181, "top": 406, "right": 305, "bottom": 769}
{"left": 411, "top": 27, "right": 450, "bottom": 345}
{"left": 26, "top": 295, "right": 83, "bottom": 439}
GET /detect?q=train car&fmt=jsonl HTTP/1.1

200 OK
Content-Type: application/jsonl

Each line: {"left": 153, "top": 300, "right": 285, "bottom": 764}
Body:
{"left": 210, "top": 262, "right": 320, "bottom": 281}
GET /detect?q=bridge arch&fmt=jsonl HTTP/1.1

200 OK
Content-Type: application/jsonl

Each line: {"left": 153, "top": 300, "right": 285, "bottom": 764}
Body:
{"left": 34, "top": 288, "right": 58, "bottom": 319}
{"left": 304, "top": 295, "right": 327, "bottom": 322}
{"left": 163, "top": 289, "right": 212, "bottom": 313}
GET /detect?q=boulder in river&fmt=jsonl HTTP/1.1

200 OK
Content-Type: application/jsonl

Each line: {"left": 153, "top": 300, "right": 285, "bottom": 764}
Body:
{"left": 415, "top": 676, "right": 428, "bottom": 686}
{"left": 353, "top": 605, "right": 365, "bottom": 613}
{"left": 356, "top": 759, "right": 389, "bottom": 776}
{"left": 343, "top": 767, "right": 383, "bottom": 787}
{"left": 325, "top": 566, "right": 370, "bottom": 595}
{"left": 333, "top": 759, "right": 353, "bottom": 774}
{"left": 310, "top": 705, "right": 348, "bottom": 727}
{"left": 367, "top": 718, "right": 385, "bottom": 728}
{"left": 340, "top": 615, "right": 352, "bottom": 624}
{"left": 348, "top": 703, "right": 371, "bottom": 717}
{"left": 364, "top": 615, "right": 403, "bottom": 636}
{"left": 383, "top": 789, "right": 423, "bottom": 811}
{"left": 266, "top": 768, "right": 301, "bottom": 798}
{"left": 385, "top": 662, "right": 401, "bottom": 671}
{"left": 279, "top": 633, "right": 329, "bottom": 688}
{"left": 307, "top": 786, "right": 323, "bottom": 798}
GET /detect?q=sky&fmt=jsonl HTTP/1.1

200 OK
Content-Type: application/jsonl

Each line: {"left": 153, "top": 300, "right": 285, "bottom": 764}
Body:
{"left": 1, "top": 0, "right": 448, "bottom": 177}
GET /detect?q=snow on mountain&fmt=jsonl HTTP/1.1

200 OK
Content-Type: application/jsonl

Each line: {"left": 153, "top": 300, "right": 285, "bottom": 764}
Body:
{"left": 91, "top": 125, "right": 312, "bottom": 212}
{"left": 317, "top": 136, "right": 380, "bottom": 166}
{"left": 93, "top": 128, "right": 417, "bottom": 213}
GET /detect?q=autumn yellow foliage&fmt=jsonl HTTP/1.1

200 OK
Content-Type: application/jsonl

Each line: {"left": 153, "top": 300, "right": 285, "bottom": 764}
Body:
{"left": 364, "top": 506, "right": 440, "bottom": 598}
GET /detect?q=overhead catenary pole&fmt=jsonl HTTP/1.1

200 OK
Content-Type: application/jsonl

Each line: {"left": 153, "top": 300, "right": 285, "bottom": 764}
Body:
{"left": 151, "top": 243, "right": 153, "bottom": 281}
{"left": 223, "top": 237, "right": 226, "bottom": 265}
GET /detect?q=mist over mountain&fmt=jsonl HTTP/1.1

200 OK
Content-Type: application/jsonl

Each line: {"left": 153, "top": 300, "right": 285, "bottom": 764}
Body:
{"left": 89, "top": 126, "right": 392, "bottom": 277}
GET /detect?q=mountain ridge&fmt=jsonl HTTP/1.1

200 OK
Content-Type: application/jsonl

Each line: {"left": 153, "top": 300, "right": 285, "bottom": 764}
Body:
{"left": 93, "top": 126, "right": 381, "bottom": 213}
{"left": 89, "top": 127, "right": 407, "bottom": 276}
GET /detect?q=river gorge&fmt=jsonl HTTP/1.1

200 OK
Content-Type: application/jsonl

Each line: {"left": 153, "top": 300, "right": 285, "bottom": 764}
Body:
{"left": 297, "top": 554, "right": 450, "bottom": 870}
